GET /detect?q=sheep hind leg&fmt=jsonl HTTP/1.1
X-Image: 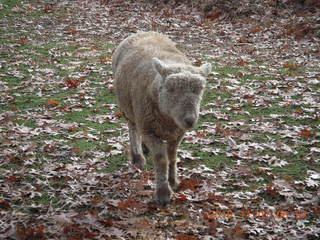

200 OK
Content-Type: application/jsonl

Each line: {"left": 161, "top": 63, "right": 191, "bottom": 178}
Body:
{"left": 128, "top": 122, "right": 145, "bottom": 169}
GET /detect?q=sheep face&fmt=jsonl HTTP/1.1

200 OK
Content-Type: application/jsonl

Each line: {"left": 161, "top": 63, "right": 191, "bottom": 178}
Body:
{"left": 153, "top": 58, "right": 210, "bottom": 130}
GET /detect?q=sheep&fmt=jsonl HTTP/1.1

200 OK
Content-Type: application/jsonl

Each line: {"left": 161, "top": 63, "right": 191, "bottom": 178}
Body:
{"left": 112, "top": 32, "right": 211, "bottom": 206}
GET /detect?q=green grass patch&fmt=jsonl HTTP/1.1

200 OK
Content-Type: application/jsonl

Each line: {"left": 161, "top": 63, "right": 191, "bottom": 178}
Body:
{"left": 3, "top": 75, "right": 24, "bottom": 88}
{"left": 0, "top": 94, "right": 45, "bottom": 112}
{"left": 100, "top": 155, "right": 127, "bottom": 172}
{"left": 214, "top": 66, "right": 241, "bottom": 75}
{"left": 202, "top": 87, "right": 233, "bottom": 105}
{"left": 246, "top": 105, "right": 287, "bottom": 116}
{"left": 203, "top": 154, "right": 233, "bottom": 169}
{"left": 69, "top": 139, "right": 99, "bottom": 152}
{"left": 0, "top": 0, "right": 21, "bottom": 15}
{"left": 239, "top": 74, "right": 274, "bottom": 83}
{"left": 98, "top": 43, "right": 115, "bottom": 50}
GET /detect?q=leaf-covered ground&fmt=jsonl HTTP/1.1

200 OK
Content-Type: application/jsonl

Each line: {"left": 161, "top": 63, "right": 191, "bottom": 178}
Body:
{"left": 0, "top": 0, "right": 319, "bottom": 239}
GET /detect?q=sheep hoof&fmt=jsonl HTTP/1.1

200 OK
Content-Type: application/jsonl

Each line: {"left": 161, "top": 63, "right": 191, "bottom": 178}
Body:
{"left": 156, "top": 183, "right": 172, "bottom": 207}
{"left": 132, "top": 154, "right": 146, "bottom": 170}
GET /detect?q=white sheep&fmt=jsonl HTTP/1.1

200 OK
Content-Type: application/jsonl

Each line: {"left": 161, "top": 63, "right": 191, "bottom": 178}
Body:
{"left": 112, "top": 32, "right": 211, "bottom": 206}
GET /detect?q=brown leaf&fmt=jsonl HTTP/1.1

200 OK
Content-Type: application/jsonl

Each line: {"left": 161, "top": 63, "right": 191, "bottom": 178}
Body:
{"left": 241, "top": 46, "right": 255, "bottom": 54}
{"left": 100, "top": 55, "right": 112, "bottom": 64}
{"left": 194, "top": 59, "right": 203, "bottom": 67}
{"left": 175, "top": 235, "right": 198, "bottom": 240}
{"left": 69, "top": 28, "right": 78, "bottom": 35}
{"left": 47, "top": 99, "right": 60, "bottom": 105}
{"left": 265, "top": 185, "right": 280, "bottom": 198}
{"left": 249, "top": 26, "right": 263, "bottom": 33}
{"left": 68, "top": 126, "right": 79, "bottom": 132}
{"left": 298, "top": 128, "right": 315, "bottom": 137}
{"left": 43, "top": 5, "right": 54, "bottom": 13}
{"left": 175, "top": 193, "right": 187, "bottom": 201}
{"left": 196, "top": 130, "right": 209, "bottom": 138}
{"left": 243, "top": 94, "right": 255, "bottom": 99}
{"left": 65, "top": 79, "right": 81, "bottom": 88}
{"left": 286, "top": 25, "right": 313, "bottom": 39}
{"left": 231, "top": 153, "right": 240, "bottom": 159}
{"left": 238, "top": 37, "right": 252, "bottom": 43}
{"left": 179, "top": 178, "right": 201, "bottom": 191}
{"left": 237, "top": 59, "right": 249, "bottom": 66}
{"left": 283, "top": 62, "right": 299, "bottom": 70}
{"left": 310, "top": 207, "right": 320, "bottom": 217}
{"left": 16, "top": 37, "right": 29, "bottom": 45}
{"left": 230, "top": 106, "right": 243, "bottom": 111}
{"left": 205, "top": 8, "right": 222, "bottom": 21}
{"left": 215, "top": 123, "right": 223, "bottom": 134}
{"left": 294, "top": 109, "right": 304, "bottom": 115}
{"left": 114, "top": 112, "right": 123, "bottom": 119}
{"left": 117, "top": 199, "right": 140, "bottom": 210}
{"left": 0, "top": 199, "right": 11, "bottom": 209}
{"left": 246, "top": 99, "right": 254, "bottom": 105}
{"left": 224, "top": 223, "right": 247, "bottom": 240}
{"left": 63, "top": 224, "right": 97, "bottom": 238}
{"left": 71, "top": 147, "right": 81, "bottom": 154}
{"left": 203, "top": 213, "right": 213, "bottom": 221}
{"left": 16, "top": 224, "right": 46, "bottom": 240}
{"left": 7, "top": 175, "right": 22, "bottom": 183}
{"left": 98, "top": 219, "right": 113, "bottom": 227}
{"left": 205, "top": 219, "right": 217, "bottom": 236}
{"left": 43, "top": 143, "right": 56, "bottom": 153}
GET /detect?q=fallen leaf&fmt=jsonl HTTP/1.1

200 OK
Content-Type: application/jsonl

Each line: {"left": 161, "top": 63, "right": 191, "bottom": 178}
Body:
{"left": 0, "top": 199, "right": 11, "bottom": 209}
{"left": 65, "top": 79, "right": 81, "bottom": 88}
{"left": 175, "top": 193, "right": 187, "bottom": 201}
{"left": 16, "top": 37, "right": 29, "bottom": 45}
{"left": 114, "top": 112, "right": 123, "bottom": 119}
{"left": 237, "top": 59, "right": 249, "bottom": 66}
{"left": 117, "top": 199, "right": 140, "bottom": 210}
{"left": 298, "top": 128, "right": 315, "bottom": 137}
{"left": 283, "top": 62, "right": 299, "bottom": 70}
{"left": 224, "top": 223, "right": 247, "bottom": 240}
{"left": 238, "top": 37, "right": 252, "bottom": 43}
{"left": 69, "top": 28, "right": 78, "bottom": 35}
{"left": 175, "top": 235, "right": 199, "bottom": 240}
{"left": 47, "top": 99, "right": 60, "bottom": 105}
{"left": 179, "top": 178, "right": 201, "bottom": 191}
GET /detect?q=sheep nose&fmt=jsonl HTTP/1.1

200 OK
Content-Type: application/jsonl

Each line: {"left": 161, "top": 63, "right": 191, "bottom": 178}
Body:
{"left": 184, "top": 117, "right": 195, "bottom": 128}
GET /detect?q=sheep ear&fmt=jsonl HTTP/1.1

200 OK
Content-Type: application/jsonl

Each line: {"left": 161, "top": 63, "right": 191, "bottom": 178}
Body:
{"left": 200, "top": 62, "right": 212, "bottom": 77}
{"left": 152, "top": 58, "right": 167, "bottom": 78}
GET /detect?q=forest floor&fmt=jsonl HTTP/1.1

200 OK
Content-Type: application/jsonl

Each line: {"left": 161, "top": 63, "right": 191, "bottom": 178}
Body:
{"left": 0, "top": 0, "right": 319, "bottom": 239}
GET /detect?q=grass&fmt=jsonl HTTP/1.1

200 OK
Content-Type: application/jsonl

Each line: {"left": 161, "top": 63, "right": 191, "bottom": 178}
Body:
{"left": 99, "top": 155, "right": 127, "bottom": 172}
{"left": 0, "top": 0, "right": 21, "bottom": 14}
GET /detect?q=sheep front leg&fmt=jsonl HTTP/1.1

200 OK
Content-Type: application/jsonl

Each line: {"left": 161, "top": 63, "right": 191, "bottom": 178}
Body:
{"left": 128, "top": 122, "right": 146, "bottom": 169}
{"left": 144, "top": 134, "right": 171, "bottom": 206}
{"left": 167, "top": 136, "right": 183, "bottom": 190}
